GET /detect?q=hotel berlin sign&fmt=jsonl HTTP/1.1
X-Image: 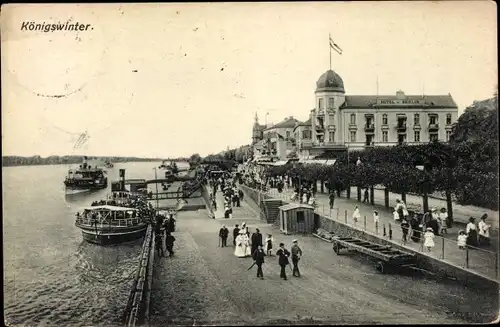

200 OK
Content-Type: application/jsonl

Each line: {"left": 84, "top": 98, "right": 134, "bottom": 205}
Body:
{"left": 377, "top": 99, "right": 425, "bottom": 106}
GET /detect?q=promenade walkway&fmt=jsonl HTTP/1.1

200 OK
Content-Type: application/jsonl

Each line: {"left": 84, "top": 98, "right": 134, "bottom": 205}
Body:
{"left": 266, "top": 187, "right": 499, "bottom": 281}
{"left": 339, "top": 185, "right": 499, "bottom": 230}
{"left": 149, "top": 202, "right": 497, "bottom": 325}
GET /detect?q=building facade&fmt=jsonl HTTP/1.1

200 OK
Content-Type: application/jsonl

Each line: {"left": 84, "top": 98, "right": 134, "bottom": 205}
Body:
{"left": 252, "top": 114, "right": 299, "bottom": 161}
{"left": 293, "top": 70, "right": 459, "bottom": 159}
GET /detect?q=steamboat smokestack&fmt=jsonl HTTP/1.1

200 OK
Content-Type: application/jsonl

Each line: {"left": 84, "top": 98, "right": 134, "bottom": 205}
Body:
{"left": 119, "top": 169, "right": 126, "bottom": 191}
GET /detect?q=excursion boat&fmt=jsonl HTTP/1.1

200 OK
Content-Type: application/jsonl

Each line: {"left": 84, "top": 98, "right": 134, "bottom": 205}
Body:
{"left": 64, "top": 158, "right": 108, "bottom": 194}
{"left": 75, "top": 205, "right": 149, "bottom": 245}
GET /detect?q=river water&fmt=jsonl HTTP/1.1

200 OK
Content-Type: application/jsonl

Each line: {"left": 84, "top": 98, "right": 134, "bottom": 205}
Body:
{"left": 3, "top": 161, "right": 188, "bottom": 327}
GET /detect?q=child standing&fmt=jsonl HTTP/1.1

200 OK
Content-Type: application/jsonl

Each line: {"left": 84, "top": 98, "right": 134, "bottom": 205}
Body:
{"left": 393, "top": 208, "right": 400, "bottom": 222}
{"left": 457, "top": 230, "right": 467, "bottom": 249}
{"left": 373, "top": 210, "right": 380, "bottom": 230}
{"left": 401, "top": 218, "right": 410, "bottom": 244}
{"left": 423, "top": 227, "right": 435, "bottom": 252}
{"left": 264, "top": 233, "right": 274, "bottom": 256}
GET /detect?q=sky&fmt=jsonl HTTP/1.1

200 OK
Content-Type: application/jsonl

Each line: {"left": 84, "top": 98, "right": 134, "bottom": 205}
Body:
{"left": 1, "top": 2, "right": 497, "bottom": 158}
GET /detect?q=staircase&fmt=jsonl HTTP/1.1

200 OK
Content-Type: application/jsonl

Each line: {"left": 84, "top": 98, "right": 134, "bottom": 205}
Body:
{"left": 261, "top": 199, "right": 283, "bottom": 223}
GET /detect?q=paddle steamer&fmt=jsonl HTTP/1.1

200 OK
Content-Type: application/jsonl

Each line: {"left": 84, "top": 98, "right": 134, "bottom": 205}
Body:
{"left": 64, "top": 157, "right": 108, "bottom": 194}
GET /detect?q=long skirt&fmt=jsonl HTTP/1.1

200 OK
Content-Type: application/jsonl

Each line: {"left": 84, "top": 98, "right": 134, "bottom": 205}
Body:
{"left": 479, "top": 234, "right": 490, "bottom": 247}
{"left": 467, "top": 230, "right": 478, "bottom": 247}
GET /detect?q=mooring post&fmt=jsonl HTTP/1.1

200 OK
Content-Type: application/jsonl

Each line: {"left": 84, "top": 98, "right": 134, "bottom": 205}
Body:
{"left": 364, "top": 215, "right": 367, "bottom": 231}
{"left": 345, "top": 210, "right": 347, "bottom": 224}
{"left": 388, "top": 223, "right": 392, "bottom": 240}
{"left": 383, "top": 224, "right": 386, "bottom": 237}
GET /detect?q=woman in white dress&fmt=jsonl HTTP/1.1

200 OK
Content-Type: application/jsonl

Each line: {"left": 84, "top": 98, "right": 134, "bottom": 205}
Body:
{"left": 352, "top": 205, "right": 361, "bottom": 223}
{"left": 234, "top": 231, "right": 246, "bottom": 258}
{"left": 242, "top": 232, "right": 251, "bottom": 257}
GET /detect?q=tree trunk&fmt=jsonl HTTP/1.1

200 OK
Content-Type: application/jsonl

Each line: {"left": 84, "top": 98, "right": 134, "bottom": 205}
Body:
{"left": 347, "top": 186, "right": 351, "bottom": 199}
{"left": 336, "top": 188, "right": 341, "bottom": 197}
{"left": 423, "top": 192, "right": 429, "bottom": 213}
{"left": 357, "top": 186, "right": 362, "bottom": 201}
{"left": 320, "top": 180, "right": 325, "bottom": 193}
{"left": 384, "top": 188, "right": 389, "bottom": 208}
{"left": 370, "top": 186, "right": 375, "bottom": 205}
{"left": 313, "top": 180, "right": 318, "bottom": 193}
{"left": 401, "top": 192, "right": 407, "bottom": 204}
{"left": 446, "top": 190, "right": 453, "bottom": 221}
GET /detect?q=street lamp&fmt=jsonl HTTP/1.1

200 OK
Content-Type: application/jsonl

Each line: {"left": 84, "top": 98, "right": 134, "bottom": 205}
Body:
{"left": 153, "top": 167, "right": 159, "bottom": 211}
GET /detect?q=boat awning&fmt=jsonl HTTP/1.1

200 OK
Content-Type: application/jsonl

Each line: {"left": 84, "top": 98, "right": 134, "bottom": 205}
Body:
{"left": 83, "top": 205, "right": 138, "bottom": 211}
{"left": 272, "top": 160, "right": 289, "bottom": 166}
{"left": 298, "top": 159, "right": 337, "bottom": 165}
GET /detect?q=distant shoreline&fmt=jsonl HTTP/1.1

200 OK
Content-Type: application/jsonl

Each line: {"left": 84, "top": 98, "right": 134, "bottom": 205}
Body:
{"left": 2, "top": 160, "right": 163, "bottom": 168}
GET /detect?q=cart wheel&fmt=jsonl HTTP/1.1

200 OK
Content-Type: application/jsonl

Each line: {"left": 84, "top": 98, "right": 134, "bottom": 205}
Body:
{"left": 333, "top": 244, "right": 340, "bottom": 255}
{"left": 376, "top": 261, "right": 385, "bottom": 273}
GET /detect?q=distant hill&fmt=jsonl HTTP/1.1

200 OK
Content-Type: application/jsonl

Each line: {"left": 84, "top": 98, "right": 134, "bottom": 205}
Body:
{"left": 2, "top": 155, "right": 164, "bottom": 167}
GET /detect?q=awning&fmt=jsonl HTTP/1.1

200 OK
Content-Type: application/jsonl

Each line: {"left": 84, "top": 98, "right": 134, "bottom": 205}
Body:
{"left": 272, "top": 160, "right": 290, "bottom": 166}
{"left": 83, "top": 205, "right": 138, "bottom": 211}
{"left": 298, "top": 159, "right": 336, "bottom": 165}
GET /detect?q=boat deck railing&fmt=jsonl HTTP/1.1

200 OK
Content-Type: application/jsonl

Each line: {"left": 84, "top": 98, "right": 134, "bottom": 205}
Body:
{"left": 76, "top": 216, "right": 146, "bottom": 227}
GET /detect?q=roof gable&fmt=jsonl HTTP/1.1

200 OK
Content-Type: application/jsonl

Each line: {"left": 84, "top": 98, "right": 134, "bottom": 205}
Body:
{"left": 265, "top": 117, "right": 300, "bottom": 130}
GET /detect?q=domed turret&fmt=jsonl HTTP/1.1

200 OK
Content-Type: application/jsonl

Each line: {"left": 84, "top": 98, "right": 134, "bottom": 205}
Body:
{"left": 315, "top": 70, "right": 345, "bottom": 93}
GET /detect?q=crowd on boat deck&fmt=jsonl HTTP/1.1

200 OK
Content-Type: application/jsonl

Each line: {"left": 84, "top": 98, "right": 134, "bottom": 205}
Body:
{"left": 80, "top": 192, "right": 155, "bottom": 221}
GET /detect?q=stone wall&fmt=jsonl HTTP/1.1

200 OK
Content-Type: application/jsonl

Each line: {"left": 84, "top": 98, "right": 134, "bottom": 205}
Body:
{"left": 123, "top": 225, "right": 155, "bottom": 327}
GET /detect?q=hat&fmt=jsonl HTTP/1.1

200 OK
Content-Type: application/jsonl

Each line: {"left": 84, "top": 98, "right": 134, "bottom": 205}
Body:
{"left": 279, "top": 242, "right": 284, "bottom": 246}
{"left": 292, "top": 239, "right": 298, "bottom": 243}
{"left": 426, "top": 227, "right": 433, "bottom": 231}
{"left": 431, "top": 207, "right": 437, "bottom": 211}
{"left": 239, "top": 230, "right": 245, "bottom": 234}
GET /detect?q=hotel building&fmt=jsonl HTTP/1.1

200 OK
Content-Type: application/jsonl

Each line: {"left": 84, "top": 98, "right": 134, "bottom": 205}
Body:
{"left": 292, "top": 69, "right": 459, "bottom": 159}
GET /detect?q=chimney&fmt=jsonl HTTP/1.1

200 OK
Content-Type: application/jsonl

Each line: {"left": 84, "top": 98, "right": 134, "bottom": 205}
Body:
{"left": 119, "top": 169, "right": 126, "bottom": 191}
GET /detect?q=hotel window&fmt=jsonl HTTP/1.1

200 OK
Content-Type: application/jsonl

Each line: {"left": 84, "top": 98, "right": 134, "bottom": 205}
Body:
{"left": 414, "top": 114, "right": 420, "bottom": 125}
{"left": 430, "top": 133, "right": 438, "bottom": 142}
{"left": 414, "top": 130, "right": 420, "bottom": 142}
{"left": 286, "top": 131, "right": 290, "bottom": 139}
{"left": 429, "top": 115, "right": 438, "bottom": 125}
{"left": 382, "top": 131, "right": 388, "bottom": 142}
{"left": 318, "top": 98, "right": 324, "bottom": 110}
{"left": 382, "top": 114, "right": 388, "bottom": 125}
{"left": 328, "top": 98, "right": 334, "bottom": 109}
{"left": 446, "top": 114, "right": 452, "bottom": 125}
{"left": 329, "top": 131, "right": 335, "bottom": 142}
{"left": 446, "top": 130, "right": 451, "bottom": 141}
{"left": 302, "top": 130, "right": 311, "bottom": 139}
{"left": 350, "top": 131, "right": 356, "bottom": 142}
{"left": 350, "top": 114, "right": 356, "bottom": 124}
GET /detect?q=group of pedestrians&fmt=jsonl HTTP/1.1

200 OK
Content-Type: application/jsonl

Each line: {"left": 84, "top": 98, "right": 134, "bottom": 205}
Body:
{"left": 218, "top": 223, "right": 304, "bottom": 280}
{"left": 154, "top": 212, "right": 177, "bottom": 258}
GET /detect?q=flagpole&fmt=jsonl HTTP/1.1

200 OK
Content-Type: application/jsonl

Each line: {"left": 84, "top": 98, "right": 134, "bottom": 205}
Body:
{"left": 329, "top": 33, "right": 332, "bottom": 70}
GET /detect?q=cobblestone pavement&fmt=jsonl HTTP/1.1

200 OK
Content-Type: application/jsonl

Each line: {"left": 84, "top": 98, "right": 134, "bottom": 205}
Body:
{"left": 149, "top": 200, "right": 498, "bottom": 325}
{"left": 267, "top": 187, "right": 499, "bottom": 281}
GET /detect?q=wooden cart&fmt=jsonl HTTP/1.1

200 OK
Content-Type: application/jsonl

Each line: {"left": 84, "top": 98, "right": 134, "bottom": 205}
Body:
{"left": 332, "top": 236, "right": 416, "bottom": 273}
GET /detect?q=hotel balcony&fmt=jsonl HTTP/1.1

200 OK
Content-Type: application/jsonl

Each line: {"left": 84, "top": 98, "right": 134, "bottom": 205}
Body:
{"left": 315, "top": 124, "right": 325, "bottom": 132}
{"left": 364, "top": 124, "right": 375, "bottom": 132}
{"left": 395, "top": 123, "right": 407, "bottom": 133}
{"left": 428, "top": 123, "right": 439, "bottom": 131}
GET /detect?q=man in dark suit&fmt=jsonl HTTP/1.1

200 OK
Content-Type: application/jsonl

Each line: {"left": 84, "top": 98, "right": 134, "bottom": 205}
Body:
{"left": 232, "top": 224, "right": 240, "bottom": 246}
{"left": 251, "top": 228, "right": 263, "bottom": 254}
{"left": 290, "top": 239, "right": 303, "bottom": 277}
{"left": 252, "top": 245, "right": 266, "bottom": 279}
{"left": 219, "top": 225, "right": 229, "bottom": 247}
{"left": 276, "top": 243, "right": 290, "bottom": 280}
